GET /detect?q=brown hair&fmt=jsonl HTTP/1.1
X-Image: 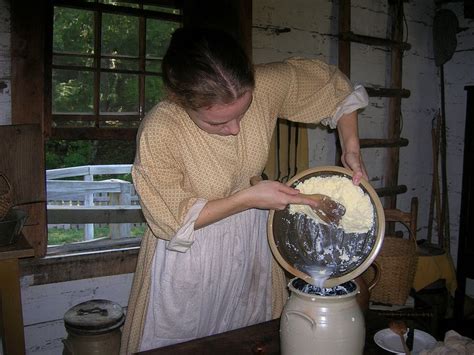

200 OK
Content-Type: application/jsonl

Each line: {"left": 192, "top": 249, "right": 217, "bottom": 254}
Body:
{"left": 162, "top": 28, "right": 255, "bottom": 110}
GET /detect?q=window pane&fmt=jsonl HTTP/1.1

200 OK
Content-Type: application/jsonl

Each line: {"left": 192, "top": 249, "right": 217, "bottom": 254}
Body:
{"left": 146, "top": 19, "right": 178, "bottom": 60}
{"left": 46, "top": 139, "right": 142, "bottom": 245}
{"left": 146, "top": 59, "right": 161, "bottom": 73}
{"left": 53, "top": 7, "right": 94, "bottom": 58}
{"left": 145, "top": 76, "right": 165, "bottom": 112}
{"left": 100, "top": 72, "right": 138, "bottom": 113}
{"left": 102, "top": 13, "right": 138, "bottom": 60}
{"left": 52, "top": 69, "right": 94, "bottom": 113}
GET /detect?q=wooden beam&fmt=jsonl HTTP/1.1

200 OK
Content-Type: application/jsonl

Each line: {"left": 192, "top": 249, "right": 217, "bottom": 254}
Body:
{"left": 20, "top": 246, "right": 139, "bottom": 285}
{"left": 360, "top": 138, "right": 408, "bottom": 148}
{"left": 338, "top": 0, "right": 351, "bottom": 77}
{"left": 365, "top": 87, "right": 410, "bottom": 98}
{"left": 47, "top": 205, "right": 145, "bottom": 224}
{"left": 339, "top": 32, "right": 411, "bottom": 50}
{"left": 385, "top": 1, "right": 405, "bottom": 209}
{"left": 375, "top": 184, "right": 407, "bottom": 197}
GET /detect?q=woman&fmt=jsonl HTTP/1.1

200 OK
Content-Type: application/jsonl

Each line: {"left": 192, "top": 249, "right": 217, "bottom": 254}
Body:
{"left": 121, "top": 27, "right": 369, "bottom": 353}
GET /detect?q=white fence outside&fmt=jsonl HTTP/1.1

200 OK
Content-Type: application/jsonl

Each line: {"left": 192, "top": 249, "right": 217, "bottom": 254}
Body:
{"left": 46, "top": 165, "right": 145, "bottom": 241}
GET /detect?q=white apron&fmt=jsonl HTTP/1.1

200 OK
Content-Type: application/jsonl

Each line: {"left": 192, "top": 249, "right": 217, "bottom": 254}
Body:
{"left": 139, "top": 207, "right": 272, "bottom": 351}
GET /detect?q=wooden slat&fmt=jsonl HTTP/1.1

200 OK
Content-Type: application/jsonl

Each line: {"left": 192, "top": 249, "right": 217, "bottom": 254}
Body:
{"left": 365, "top": 87, "right": 410, "bottom": 98}
{"left": 385, "top": 1, "right": 405, "bottom": 209}
{"left": 47, "top": 205, "right": 145, "bottom": 224}
{"left": 339, "top": 31, "right": 411, "bottom": 50}
{"left": 338, "top": 0, "right": 351, "bottom": 77}
{"left": 0, "top": 259, "right": 26, "bottom": 355}
{"left": 360, "top": 138, "right": 408, "bottom": 148}
{"left": 375, "top": 184, "right": 407, "bottom": 197}
{"left": 20, "top": 247, "right": 139, "bottom": 285}
{"left": 46, "top": 165, "right": 132, "bottom": 179}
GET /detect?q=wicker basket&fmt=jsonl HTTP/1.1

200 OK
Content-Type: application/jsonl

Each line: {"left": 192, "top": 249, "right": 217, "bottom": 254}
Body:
{"left": 363, "top": 234, "right": 418, "bottom": 305}
{"left": 0, "top": 173, "right": 13, "bottom": 221}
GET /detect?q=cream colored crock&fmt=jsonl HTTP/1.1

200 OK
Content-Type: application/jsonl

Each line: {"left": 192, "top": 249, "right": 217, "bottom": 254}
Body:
{"left": 280, "top": 279, "right": 365, "bottom": 355}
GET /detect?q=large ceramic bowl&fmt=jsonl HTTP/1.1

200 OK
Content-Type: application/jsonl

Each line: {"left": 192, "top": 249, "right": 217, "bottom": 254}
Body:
{"left": 268, "top": 166, "right": 385, "bottom": 287}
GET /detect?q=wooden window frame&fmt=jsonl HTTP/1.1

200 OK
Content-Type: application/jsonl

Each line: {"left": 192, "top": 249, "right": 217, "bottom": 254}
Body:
{"left": 12, "top": 0, "right": 251, "bottom": 285}
{"left": 48, "top": 0, "right": 183, "bottom": 140}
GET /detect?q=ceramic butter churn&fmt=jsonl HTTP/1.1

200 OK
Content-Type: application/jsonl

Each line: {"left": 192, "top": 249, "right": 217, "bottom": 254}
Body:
{"left": 268, "top": 166, "right": 385, "bottom": 355}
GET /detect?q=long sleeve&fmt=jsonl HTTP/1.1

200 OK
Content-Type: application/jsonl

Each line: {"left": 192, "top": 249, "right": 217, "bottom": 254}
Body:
{"left": 132, "top": 105, "right": 199, "bottom": 240}
{"left": 254, "top": 58, "right": 358, "bottom": 125}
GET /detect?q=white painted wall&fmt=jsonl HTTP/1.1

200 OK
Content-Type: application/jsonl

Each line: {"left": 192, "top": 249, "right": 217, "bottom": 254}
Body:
{"left": 0, "top": 0, "right": 470, "bottom": 353}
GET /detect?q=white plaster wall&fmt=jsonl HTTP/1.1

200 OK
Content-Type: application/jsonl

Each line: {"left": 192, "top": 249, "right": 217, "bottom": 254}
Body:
{"left": 0, "top": 0, "right": 11, "bottom": 125}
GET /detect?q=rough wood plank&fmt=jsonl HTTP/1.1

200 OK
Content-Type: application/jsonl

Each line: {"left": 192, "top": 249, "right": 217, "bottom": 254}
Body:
{"left": 0, "top": 259, "right": 26, "bottom": 355}
{"left": 20, "top": 247, "right": 138, "bottom": 286}
{"left": 360, "top": 138, "right": 408, "bottom": 148}
{"left": 339, "top": 31, "right": 411, "bottom": 50}
{"left": 138, "top": 319, "right": 281, "bottom": 354}
{"left": 47, "top": 205, "right": 145, "bottom": 224}
{"left": 385, "top": 1, "right": 405, "bottom": 209}
{"left": 338, "top": 0, "right": 351, "bottom": 77}
{"left": 365, "top": 87, "right": 410, "bottom": 98}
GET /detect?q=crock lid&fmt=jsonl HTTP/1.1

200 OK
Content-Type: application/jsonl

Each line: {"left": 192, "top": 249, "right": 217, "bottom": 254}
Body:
{"left": 64, "top": 299, "right": 125, "bottom": 334}
{"left": 268, "top": 166, "right": 385, "bottom": 288}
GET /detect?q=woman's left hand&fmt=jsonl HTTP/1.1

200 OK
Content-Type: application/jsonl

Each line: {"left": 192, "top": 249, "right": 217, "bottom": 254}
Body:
{"left": 336, "top": 111, "right": 369, "bottom": 185}
{"left": 341, "top": 150, "right": 368, "bottom": 185}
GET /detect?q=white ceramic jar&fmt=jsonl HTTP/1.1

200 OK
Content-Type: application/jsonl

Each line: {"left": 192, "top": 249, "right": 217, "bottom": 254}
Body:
{"left": 280, "top": 279, "right": 365, "bottom": 355}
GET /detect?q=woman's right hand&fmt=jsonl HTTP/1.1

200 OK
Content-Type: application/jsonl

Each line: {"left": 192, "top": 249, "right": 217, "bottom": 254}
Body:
{"left": 243, "top": 178, "right": 318, "bottom": 211}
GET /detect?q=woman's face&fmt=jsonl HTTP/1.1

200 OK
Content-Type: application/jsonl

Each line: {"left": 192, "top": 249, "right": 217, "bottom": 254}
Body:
{"left": 186, "top": 90, "right": 253, "bottom": 136}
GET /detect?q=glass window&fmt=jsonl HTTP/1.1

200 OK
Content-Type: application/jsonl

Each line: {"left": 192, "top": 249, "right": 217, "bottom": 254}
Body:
{"left": 47, "top": 0, "right": 182, "bottom": 247}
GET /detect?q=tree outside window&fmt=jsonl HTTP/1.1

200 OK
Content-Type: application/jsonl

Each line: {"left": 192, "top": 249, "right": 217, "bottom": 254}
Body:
{"left": 46, "top": 1, "right": 182, "bottom": 246}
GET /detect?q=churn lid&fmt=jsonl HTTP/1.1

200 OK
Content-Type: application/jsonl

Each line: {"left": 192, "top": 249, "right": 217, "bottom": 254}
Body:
{"left": 64, "top": 299, "right": 125, "bottom": 334}
{"left": 268, "top": 166, "right": 385, "bottom": 288}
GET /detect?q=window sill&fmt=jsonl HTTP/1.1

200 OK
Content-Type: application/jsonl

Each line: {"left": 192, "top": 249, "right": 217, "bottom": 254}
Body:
{"left": 20, "top": 237, "right": 141, "bottom": 286}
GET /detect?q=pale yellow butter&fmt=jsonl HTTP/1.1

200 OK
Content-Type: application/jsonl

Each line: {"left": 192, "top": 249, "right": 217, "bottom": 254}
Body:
{"left": 289, "top": 176, "right": 374, "bottom": 234}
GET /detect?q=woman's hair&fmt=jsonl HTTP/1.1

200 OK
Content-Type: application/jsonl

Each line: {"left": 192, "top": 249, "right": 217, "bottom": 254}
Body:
{"left": 162, "top": 28, "right": 255, "bottom": 110}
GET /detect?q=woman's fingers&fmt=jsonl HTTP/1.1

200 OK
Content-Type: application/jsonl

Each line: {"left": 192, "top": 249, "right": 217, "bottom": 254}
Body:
{"left": 247, "top": 179, "right": 318, "bottom": 210}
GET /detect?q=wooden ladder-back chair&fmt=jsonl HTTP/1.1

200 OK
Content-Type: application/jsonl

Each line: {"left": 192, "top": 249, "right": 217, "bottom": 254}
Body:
{"left": 384, "top": 196, "right": 418, "bottom": 240}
